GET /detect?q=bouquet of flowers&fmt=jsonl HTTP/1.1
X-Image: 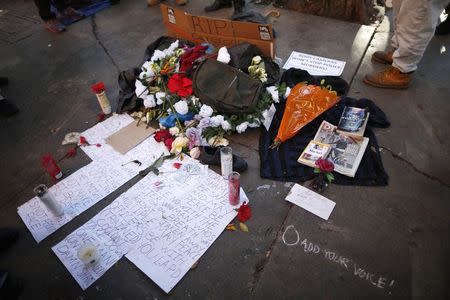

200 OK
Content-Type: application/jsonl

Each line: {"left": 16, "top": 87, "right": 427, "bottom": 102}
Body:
{"left": 133, "top": 40, "right": 285, "bottom": 154}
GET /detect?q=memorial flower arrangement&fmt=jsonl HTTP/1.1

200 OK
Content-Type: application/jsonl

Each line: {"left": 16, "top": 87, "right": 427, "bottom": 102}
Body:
{"left": 133, "top": 40, "right": 284, "bottom": 153}
{"left": 309, "top": 158, "right": 335, "bottom": 193}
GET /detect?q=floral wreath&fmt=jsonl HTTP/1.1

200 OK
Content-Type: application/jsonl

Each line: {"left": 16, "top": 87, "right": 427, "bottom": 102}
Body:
{"left": 132, "top": 40, "right": 290, "bottom": 155}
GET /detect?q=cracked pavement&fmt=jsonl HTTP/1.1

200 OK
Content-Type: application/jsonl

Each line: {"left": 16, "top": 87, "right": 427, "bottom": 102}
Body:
{"left": 0, "top": 0, "right": 449, "bottom": 299}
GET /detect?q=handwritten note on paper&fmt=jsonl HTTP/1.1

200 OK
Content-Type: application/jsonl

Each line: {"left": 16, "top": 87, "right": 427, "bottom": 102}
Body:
{"left": 285, "top": 184, "right": 336, "bottom": 220}
{"left": 53, "top": 158, "right": 248, "bottom": 292}
{"left": 18, "top": 162, "right": 132, "bottom": 242}
{"left": 283, "top": 51, "right": 346, "bottom": 76}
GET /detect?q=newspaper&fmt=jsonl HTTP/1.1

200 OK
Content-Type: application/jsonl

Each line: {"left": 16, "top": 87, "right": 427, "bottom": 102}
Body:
{"left": 313, "top": 121, "right": 369, "bottom": 177}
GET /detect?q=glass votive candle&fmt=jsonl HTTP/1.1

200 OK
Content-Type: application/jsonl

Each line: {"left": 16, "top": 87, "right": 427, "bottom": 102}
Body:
{"left": 220, "top": 146, "right": 233, "bottom": 179}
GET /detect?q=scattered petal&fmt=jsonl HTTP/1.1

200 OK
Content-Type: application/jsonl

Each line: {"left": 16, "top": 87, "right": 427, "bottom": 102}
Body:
{"left": 226, "top": 223, "right": 237, "bottom": 231}
{"left": 96, "top": 143, "right": 101, "bottom": 147}
{"left": 66, "top": 147, "right": 77, "bottom": 158}
{"left": 239, "top": 222, "right": 249, "bottom": 232}
{"left": 173, "top": 162, "right": 182, "bottom": 169}
{"left": 97, "top": 113, "right": 105, "bottom": 122}
{"left": 79, "top": 136, "right": 88, "bottom": 146}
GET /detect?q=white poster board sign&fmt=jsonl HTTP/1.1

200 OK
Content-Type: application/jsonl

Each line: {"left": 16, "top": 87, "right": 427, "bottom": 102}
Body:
{"left": 283, "top": 51, "right": 346, "bottom": 76}
{"left": 18, "top": 114, "right": 166, "bottom": 242}
{"left": 53, "top": 158, "right": 248, "bottom": 293}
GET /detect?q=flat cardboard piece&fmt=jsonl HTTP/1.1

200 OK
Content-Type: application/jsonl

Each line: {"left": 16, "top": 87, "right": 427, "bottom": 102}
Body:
{"left": 160, "top": 4, "right": 275, "bottom": 58}
{"left": 286, "top": 184, "right": 336, "bottom": 220}
{"left": 106, "top": 120, "right": 156, "bottom": 155}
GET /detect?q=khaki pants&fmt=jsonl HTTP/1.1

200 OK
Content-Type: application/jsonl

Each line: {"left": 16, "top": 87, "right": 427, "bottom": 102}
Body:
{"left": 391, "top": 0, "right": 450, "bottom": 73}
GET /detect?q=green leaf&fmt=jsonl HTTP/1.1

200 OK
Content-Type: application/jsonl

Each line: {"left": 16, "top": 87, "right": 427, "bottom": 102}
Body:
{"left": 325, "top": 172, "right": 335, "bottom": 183}
{"left": 313, "top": 168, "right": 321, "bottom": 174}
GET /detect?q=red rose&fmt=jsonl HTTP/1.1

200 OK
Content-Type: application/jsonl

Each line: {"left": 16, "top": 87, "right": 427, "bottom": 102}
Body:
{"left": 79, "top": 136, "right": 88, "bottom": 146}
{"left": 315, "top": 159, "right": 334, "bottom": 173}
{"left": 237, "top": 202, "right": 251, "bottom": 222}
{"left": 167, "top": 74, "right": 193, "bottom": 97}
{"left": 154, "top": 130, "right": 172, "bottom": 142}
{"left": 164, "top": 137, "right": 174, "bottom": 151}
{"left": 179, "top": 45, "right": 208, "bottom": 72}
{"left": 173, "top": 162, "right": 182, "bottom": 169}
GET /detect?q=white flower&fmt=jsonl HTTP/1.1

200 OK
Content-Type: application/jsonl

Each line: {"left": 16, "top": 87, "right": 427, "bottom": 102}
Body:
{"left": 169, "top": 126, "right": 180, "bottom": 136}
{"left": 150, "top": 49, "right": 166, "bottom": 62}
{"left": 266, "top": 86, "right": 279, "bottom": 103}
{"left": 190, "top": 147, "right": 201, "bottom": 159}
{"left": 174, "top": 100, "right": 189, "bottom": 115}
{"left": 199, "top": 104, "right": 213, "bottom": 118}
{"left": 135, "top": 80, "right": 149, "bottom": 97}
{"left": 140, "top": 61, "right": 155, "bottom": 80}
{"left": 210, "top": 115, "right": 224, "bottom": 127}
{"left": 221, "top": 120, "right": 231, "bottom": 131}
{"left": 155, "top": 92, "right": 166, "bottom": 105}
{"left": 217, "top": 47, "right": 231, "bottom": 64}
{"left": 248, "top": 120, "right": 260, "bottom": 128}
{"left": 236, "top": 122, "right": 249, "bottom": 134}
{"left": 164, "top": 40, "right": 179, "bottom": 56}
{"left": 285, "top": 87, "right": 291, "bottom": 99}
{"left": 143, "top": 94, "right": 156, "bottom": 108}
{"left": 252, "top": 56, "right": 262, "bottom": 65}
{"left": 208, "top": 136, "right": 229, "bottom": 147}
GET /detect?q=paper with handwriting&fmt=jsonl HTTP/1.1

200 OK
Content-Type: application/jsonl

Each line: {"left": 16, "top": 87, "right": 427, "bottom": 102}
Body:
{"left": 53, "top": 158, "right": 248, "bottom": 292}
{"left": 18, "top": 114, "right": 167, "bottom": 242}
{"left": 285, "top": 184, "right": 335, "bottom": 220}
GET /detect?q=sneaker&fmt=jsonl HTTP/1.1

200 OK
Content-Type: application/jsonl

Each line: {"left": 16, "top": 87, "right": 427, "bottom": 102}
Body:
{"left": 371, "top": 50, "right": 394, "bottom": 65}
{"left": 0, "top": 99, "right": 19, "bottom": 118}
{"left": 363, "top": 66, "right": 411, "bottom": 89}
{"left": 0, "top": 228, "right": 19, "bottom": 252}
{"left": 204, "top": 0, "right": 232, "bottom": 12}
{"left": 57, "top": 7, "right": 84, "bottom": 23}
{"left": 199, "top": 146, "right": 248, "bottom": 172}
{"left": 44, "top": 19, "right": 66, "bottom": 33}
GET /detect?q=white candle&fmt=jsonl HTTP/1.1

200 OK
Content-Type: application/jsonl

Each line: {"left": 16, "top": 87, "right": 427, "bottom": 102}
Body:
{"left": 77, "top": 243, "right": 100, "bottom": 265}
{"left": 220, "top": 146, "right": 233, "bottom": 179}
{"left": 34, "top": 184, "right": 64, "bottom": 216}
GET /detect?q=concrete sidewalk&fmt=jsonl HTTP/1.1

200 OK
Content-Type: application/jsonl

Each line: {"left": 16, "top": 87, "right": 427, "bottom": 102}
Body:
{"left": 0, "top": 0, "right": 448, "bottom": 299}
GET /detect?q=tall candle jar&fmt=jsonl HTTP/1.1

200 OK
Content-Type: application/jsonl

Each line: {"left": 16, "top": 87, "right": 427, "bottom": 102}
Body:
{"left": 228, "top": 172, "right": 240, "bottom": 206}
{"left": 95, "top": 91, "right": 111, "bottom": 114}
{"left": 34, "top": 184, "right": 64, "bottom": 216}
{"left": 220, "top": 146, "right": 233, "bottom": 179}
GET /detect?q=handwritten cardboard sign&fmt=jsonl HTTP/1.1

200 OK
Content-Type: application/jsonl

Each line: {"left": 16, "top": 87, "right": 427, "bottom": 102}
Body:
{"left": 160, "top": 4, "right": 275, "bottom": 58}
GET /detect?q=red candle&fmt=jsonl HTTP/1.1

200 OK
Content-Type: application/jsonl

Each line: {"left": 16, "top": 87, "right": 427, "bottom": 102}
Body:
{"left": 228, "top": 172, "right": 240, "bottom": 206}
{"left": 41, "top": 154, "right": 63, "bottom": 180}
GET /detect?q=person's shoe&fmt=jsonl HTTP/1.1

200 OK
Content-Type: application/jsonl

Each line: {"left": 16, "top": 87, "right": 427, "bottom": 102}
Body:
{"left": 372, "top": 50, "right": 394, "bottom": 65}
{"left": 204, "top": 0, "right": 232, "bottom": 12}
{"left": 44, "top": 19, "right": 66, "bottom": 33}
{"left": 0, "top": 99, "right": 19, "bottom": 118}
{"left": 147, "top": 0, "right": 160, "bottom": 6}
{"left": 57, "top": 7, "right": 84, "bottom": 22}
{"left": 436, "top": 17, "right": 450, "bottom": 35}
{"left": 175, "top": 0, "right": 187, "bottom": 5}
{"left": 0, "top": 77, "right": 8, "bottom": 86}
{"left": 199, "top": 146, "right": 248, "bottom": 172}
{"left": 0, "top": 228, "right": 19, "bottom": 252}
{"left": 363, "top": 66, "right": 411, "bottom": 89}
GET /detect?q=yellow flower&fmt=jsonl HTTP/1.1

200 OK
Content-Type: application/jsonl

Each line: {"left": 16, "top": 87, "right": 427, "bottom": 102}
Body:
{"left": 171, "top": 136, "right": 189, "bottom": 154}
{"left": 208, "top": 136, "right": 229, "bottom": 147}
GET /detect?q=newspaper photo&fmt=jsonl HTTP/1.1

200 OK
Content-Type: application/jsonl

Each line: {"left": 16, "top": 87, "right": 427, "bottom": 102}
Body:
{"left": 313, "top": 121, "right": 369, "bottom": 177}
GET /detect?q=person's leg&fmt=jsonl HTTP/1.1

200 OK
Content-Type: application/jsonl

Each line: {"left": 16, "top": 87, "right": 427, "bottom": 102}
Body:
{"left": 365, "top": 0, "right": 449, "bottom": 88}
{"left": 204, "top": 0, "right": 233, "bottom": 12}
{"left": 392, "top": 0, "right": 449, "bottom": 73}
{"left": 33, "top": 0, "right": 66, "bottom": 33}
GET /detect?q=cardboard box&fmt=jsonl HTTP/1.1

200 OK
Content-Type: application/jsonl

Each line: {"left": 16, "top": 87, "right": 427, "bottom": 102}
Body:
{"left": 160, "top": 4, "right": 275, "bottom": 58}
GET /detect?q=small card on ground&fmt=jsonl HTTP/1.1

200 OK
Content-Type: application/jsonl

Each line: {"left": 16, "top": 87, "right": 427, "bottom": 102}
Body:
{"left": 283, "top": 51, "right": 346, "bottom": 76}
{"left": 285, "top": 184, "right": 336, "bottom": 220}
{"left": 106, "top": 120, "right": 156, "bottom": 154}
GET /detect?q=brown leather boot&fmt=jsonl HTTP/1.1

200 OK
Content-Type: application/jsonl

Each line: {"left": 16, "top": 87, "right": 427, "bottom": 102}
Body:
{"left": 363, "top": 66, "right": 411, "bottom": 89}
{"left": 175, "top": 0, "right": 187, "bottom": 5}
{"left": 372, "top": 50, "right": 394, "bottom": 65}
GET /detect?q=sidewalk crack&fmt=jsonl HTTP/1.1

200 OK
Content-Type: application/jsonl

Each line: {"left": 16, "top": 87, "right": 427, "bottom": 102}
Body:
{"left": 380, "top": 145, "right": 449, "bottom": 188}
{"left": 90, "top": 15, "right": 120, "bottom": 72}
